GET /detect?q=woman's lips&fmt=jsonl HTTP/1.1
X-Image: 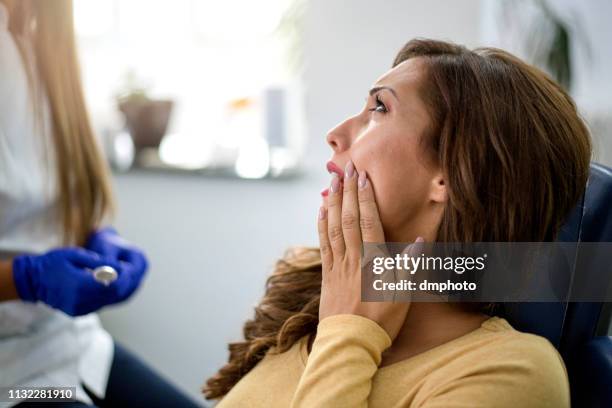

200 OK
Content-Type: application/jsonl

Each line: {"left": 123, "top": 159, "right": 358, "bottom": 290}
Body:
{"left": 323, "top": 161, "right": 344, "bottom": 197}
{"left": 326, "top": 161, "right": 345, "bottom": 179}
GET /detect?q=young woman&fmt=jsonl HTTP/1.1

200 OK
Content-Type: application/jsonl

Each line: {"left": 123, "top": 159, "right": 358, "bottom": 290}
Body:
{"left": 204, "top": 39, "right": 591, "bottom": 407}
{"left": 0, "top": 1, "right": 198, "bottom": 406}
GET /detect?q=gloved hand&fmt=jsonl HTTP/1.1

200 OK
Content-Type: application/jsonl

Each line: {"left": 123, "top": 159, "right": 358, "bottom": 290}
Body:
{"left": 12, "top": 248, "right": 138, "bottom": 316}
{"left": 86, "top": 227, "right": 148, "bottom": 300}
{"left": 86, "top": 227, "right": 127, "bottom": 261}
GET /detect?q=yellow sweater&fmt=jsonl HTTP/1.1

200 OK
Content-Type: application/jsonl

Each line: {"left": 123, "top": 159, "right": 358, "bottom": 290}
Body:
{"left": 216, "top": 315, "right": 569, "bottom": 407}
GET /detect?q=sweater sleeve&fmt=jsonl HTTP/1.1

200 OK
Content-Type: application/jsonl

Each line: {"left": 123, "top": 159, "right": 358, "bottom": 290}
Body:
{"left": 290, "top": 314, "right": 392, "bottom": 408}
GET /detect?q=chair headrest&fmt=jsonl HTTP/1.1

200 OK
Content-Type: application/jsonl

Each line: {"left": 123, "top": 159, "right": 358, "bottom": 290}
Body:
{"left": 502, "top": 163, "right": 612, "bottom": 349}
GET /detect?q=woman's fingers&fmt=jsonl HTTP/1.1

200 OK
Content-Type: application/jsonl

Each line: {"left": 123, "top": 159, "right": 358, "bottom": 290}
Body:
{"left": 319, "top": 165, "right": 382, "bottom": 273}
{"left": 327, "top": 173, "right": 346, "bottom": 257}
{"left": 341, "top": 161, "right": 361, "bottom": 254}
{"left": 357, "top": 171, "right": 385, "bottom": 243}
{"left": 65, "top": 248, "right": 115, "bottom": 269}
{"left": 317, "top": 205, "right": 332, "bottom": 273}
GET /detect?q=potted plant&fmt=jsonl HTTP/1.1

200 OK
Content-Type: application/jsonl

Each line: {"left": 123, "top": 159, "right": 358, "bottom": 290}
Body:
{"left": 116, "top": 71, "right": 174, "bottom": 153}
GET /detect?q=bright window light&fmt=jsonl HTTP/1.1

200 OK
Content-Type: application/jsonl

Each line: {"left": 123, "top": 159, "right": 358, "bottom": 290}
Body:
{"left": 73, "top": 0, "right": 114, "bottom": 37}
{"left": 74, "top": 0, "right": 303, "bottom": 176}
{"left": 193, "top": 0, "right": 290, "bottom": 42}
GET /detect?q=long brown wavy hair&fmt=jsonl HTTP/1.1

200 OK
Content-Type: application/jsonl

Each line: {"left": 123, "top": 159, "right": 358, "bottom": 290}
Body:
{"left": 203, "top": 38, "right": 592, "bottom": 400}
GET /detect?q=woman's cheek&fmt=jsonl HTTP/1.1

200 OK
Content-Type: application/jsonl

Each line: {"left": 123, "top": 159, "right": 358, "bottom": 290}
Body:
{"left": 373, "top": 169, "right": 418, "bottom": 234}
{"left": 368, "top": 174, "right": 395, "bottom": 230}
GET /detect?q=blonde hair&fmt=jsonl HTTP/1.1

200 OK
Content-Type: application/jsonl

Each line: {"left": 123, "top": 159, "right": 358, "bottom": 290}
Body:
{"left": 6, "top": 0, "right": 114, "bottom": 244}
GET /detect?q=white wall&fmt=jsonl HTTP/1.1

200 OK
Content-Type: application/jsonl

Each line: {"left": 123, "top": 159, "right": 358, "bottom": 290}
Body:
{"left": 100, "top": 172, "right": 323, "bottom": 407}
{"left": 99, "top": 0, "right": 481, "bottom": 404}
{"left": 301, "top": 0, "right": 481, "bottom": 170}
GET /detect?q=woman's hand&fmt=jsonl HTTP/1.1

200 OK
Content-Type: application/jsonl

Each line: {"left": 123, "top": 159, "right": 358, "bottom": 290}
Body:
{"left": 86, "top": 227, "right": 146, "bottom": 266}
{"left": 12, "top": 248, "right": 135, "bottom": 316}
{"left": 86, "top": 227, "right": 148, "bottom": 286}
{"left": 9, "top": 228, "right": 149, "bottom": 316}
{"left": 317, "top": 161, "right": 419, "bottom": 341}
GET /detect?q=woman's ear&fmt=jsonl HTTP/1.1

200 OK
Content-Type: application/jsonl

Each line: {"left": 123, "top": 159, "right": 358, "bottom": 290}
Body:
{"left": 429, "top": 173, "right": 448, "bottom": 204}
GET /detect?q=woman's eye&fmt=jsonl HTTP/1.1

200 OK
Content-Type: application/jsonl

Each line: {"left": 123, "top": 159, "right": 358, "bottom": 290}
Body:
{"left": 368, "top": 96, "right": 388, "bottom": 114}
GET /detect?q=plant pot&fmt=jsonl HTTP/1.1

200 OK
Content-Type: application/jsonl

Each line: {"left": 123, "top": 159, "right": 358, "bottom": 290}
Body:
{"left": 118, "top": 99, "right": 174, "bottom": 151}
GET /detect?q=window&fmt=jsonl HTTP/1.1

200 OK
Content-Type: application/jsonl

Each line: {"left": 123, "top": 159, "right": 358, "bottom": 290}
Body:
{"left": 75, "top": 0, "right": 305, "bottom": 178}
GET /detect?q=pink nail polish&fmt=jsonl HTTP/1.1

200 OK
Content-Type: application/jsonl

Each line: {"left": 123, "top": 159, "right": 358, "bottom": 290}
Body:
{"left": 345, "top": 161, "right": 355, "bottom": 178}
{"left": 319, "top": 207, "right": 327, "bottom": 220}
{"left": 358, "top": 171, "right": 367, "bottom": 189}
{"left": 330, "top": 174, "right": 341, "bottom": 193}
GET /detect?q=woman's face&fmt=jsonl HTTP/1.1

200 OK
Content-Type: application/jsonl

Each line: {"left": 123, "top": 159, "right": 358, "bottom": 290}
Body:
{"left": 324, "top": 58, "right": 446, "bottom": 242}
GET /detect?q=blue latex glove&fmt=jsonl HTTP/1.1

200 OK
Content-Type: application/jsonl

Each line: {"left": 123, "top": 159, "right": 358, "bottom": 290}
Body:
{"left": 86, "top": 227, "right": 133, "bottom": 261}
{"left": 12, "top": 248, "right": 137, "bottom": 316}
{"left": 86, "top": 227, "right": 148, "bottom": 300}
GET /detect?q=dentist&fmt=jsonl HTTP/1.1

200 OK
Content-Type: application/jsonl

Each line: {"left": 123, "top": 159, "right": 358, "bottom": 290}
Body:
{"left": 0, "top": 1, "right": 198, "bottom": 407}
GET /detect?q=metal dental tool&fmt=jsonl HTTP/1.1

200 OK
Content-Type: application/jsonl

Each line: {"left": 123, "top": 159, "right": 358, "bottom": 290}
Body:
{"left": 92, "top": 265, "right": 118, "bottom": 286}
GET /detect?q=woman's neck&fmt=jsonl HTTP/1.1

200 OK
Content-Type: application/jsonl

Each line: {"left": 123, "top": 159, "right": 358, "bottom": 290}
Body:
{"left": 380, "top": 302, "right": 489, "bottom": 367}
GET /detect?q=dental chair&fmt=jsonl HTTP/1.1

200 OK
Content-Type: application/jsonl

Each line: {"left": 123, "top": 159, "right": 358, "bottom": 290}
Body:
{"left": 501, "top": 163, "right": 612, "bottom": 408}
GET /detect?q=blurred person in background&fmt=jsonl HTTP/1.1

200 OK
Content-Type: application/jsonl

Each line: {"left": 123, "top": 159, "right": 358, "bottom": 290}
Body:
{"left": 0, "top": 1, "right": 199, "bottom": 407}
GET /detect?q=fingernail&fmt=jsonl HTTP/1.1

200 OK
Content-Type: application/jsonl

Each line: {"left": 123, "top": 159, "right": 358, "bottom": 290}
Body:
{"left": 330, "top": 173, "right": 341, "bottom": 194}
{"left": 345, "top": 161, "right": 355, "bottom": 179}
{"left": 358, "top": 171, "right": 368, "bottom": 189}
{"left": 415, "top": 237, "right": 424, "bottom": 243}
{"left": 319, "top": 207, "right": 327, "bottom": 220}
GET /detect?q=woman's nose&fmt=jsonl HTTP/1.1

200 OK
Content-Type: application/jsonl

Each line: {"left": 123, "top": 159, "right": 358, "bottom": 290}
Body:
{"left": 326, "top": 118, "right": 354, "bottom": 153}
{"left": 326, "top": 132, "right": 342, "bottom": 152}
